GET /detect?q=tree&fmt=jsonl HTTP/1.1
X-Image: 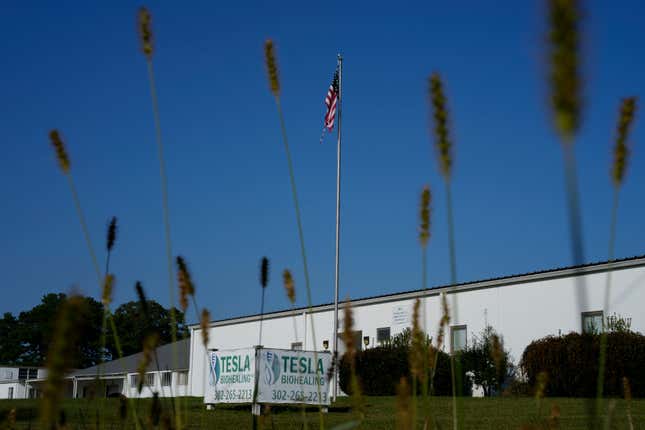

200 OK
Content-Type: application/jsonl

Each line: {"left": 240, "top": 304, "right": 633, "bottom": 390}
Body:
{"left": 4, "top": 293, "right": 105, "bottom": 368}
{"left": 107, "top": 300, "right": 188, "bottom": 358}
{"left": 461, "top": 325, "right": 513, "bottom": 396}
{"left": 0, "top": 312, "right": 23, "bottom": 364}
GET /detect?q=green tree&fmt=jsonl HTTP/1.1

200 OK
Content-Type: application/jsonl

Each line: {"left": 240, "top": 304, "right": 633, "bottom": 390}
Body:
{"left": 0, "top": 312, "right": 24, "bottom": 364}
{"left": 11, "top": 293, "right": 105, "bottom": 368}
{"left": 461, "top": 325, "right": 513, "bottom": 397}
{"left": 107, "top": 300, "right": 188, "bottom": 358}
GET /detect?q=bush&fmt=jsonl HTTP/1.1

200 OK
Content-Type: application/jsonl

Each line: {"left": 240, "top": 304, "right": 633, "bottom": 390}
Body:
{"left": 521, "top": 331, "right": 645, "bottom": 397}
{"left": 339, "top": 343, "right": 471, "bottom": 396}
{"left": 460, "top": 325, "right": 514, "bottom": 396}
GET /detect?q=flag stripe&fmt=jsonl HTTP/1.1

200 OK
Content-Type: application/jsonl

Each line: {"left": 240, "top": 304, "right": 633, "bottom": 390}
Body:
{"left": 323, "top": 69, "right": 339, "bottom": 133}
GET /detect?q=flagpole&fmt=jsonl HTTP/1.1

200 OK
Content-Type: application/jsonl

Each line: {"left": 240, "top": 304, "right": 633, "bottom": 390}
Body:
{"left": 332, "top": 53, "right": 342, "bottom": 402}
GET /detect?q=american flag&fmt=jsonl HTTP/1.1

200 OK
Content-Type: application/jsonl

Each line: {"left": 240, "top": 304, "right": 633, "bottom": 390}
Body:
{"left": 324, "top": 69, "right": 339, "bottom": 132}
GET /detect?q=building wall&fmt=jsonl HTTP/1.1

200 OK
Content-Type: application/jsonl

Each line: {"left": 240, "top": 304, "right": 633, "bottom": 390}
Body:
{"left": 188, "top": 263, "right": 645, "bottom": 397}
{"left": 0, "top": 382, "right": 25, "bottom": 399}
{"left": 0, "top": 367, "right": 47, "bottom": 399}
{"left": 122, "top": 371, "right": 190, "bottom": 398}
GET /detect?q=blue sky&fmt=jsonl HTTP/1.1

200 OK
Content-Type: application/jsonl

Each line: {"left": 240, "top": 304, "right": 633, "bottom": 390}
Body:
{"left": 1, "top": 1, "right": 643, "bottom": 322}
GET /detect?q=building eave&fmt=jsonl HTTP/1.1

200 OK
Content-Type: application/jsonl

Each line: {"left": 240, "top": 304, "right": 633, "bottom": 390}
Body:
{"left": 191, "top": 255, "right": 645, "bottom": 329}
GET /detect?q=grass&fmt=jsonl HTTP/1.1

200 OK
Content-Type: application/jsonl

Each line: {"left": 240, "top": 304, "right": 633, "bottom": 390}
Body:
{"left": 2, "top": 396, "right": 645, "bottom": 429}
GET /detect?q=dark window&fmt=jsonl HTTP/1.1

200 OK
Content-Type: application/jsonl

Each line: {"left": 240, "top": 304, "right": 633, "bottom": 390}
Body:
{"left": 28, "top": 368, "right": 38, "bottom": 379}
{"left": 376, "top": 327, "right": 391, "bottom": 344}
{"left": 291, "top": 342, "right": 303, "bottom": 351}
{"left": 18, "top": 368, "right": 28, "bottom": 380}
{"left": 161, "top": 372, "right": 172, "bottom": 387}
{"left": 582, "top": 311, "right": 604, "bottom": 334}
{"left": 450, "top": 325, "right": 467, "bottom": 352}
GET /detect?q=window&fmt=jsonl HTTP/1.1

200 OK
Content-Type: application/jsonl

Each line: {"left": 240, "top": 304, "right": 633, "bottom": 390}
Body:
{"left": 145, "top": 373, "right": 155, "bottom": 387}
{"left": 161, "top": 372, "right": 172, "bottom": 387}
{"left": 177, "top": 371, "right": 188, "bottom": 386}
{"left": 18, "top": 368, "right": 28, "bottom": 380}
{"left": 582, "top": 311, "right": 604, "bottom": 334}
{"left": 450, "top": 325, "right": 467, "bottom": 352}
{"left": 291, "top": 342, "right": 303, "bottom": 351}
{"left": 8, "top": 387, "right": 13, "bottom": 399}
{"left": 28, "top": 369, "right": 38, "bottom": 379}
{"left": 352, "top": 331, "right": 363, "bottom": 352}
{"left": 130, "top": 374, "right": 139, "bottom": 388}
{"left": 377, "top": 327, "right": 391, "bottom": 344}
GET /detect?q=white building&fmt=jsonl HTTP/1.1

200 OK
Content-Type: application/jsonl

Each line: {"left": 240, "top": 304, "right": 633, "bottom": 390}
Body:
{"left": 187, "top": 256, "right": 645, "bottom": 397}
{"left": 0, "top": 366, "right": 47, "bottom": 399}
{"left": 24, "top": 339, "right": 190, "bottom": 399}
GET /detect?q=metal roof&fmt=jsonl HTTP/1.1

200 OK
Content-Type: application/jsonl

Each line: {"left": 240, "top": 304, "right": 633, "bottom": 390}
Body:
{"left": 191, "top": 255, "right": 645, "bottom": 329}
{"left": 69, "top": 338, "right": 190, "bottom": 377}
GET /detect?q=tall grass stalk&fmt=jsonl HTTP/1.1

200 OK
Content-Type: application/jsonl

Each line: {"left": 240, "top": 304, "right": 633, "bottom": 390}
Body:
{"left": 137, "top": 8, "right": 180, "bottom": 428}
{"left": 283, "top": 269, "right": 299, "bottom": 342}
{"left": 264, "top": 39, "right": 323, "bottom": 429}
{"left": 596, "top": 97, "right": 637, "bottom": 414}
{"left": 49, "top": 131, "right": 137, "bottom": 428}
{"left": 546, "top": 0, "right": 596, "bottom": 425}
{"left": 418, "top": 185, "right": 431, "bottom": 422}
{"left": 428, "top": 72, "right": 461, "bottom": 430}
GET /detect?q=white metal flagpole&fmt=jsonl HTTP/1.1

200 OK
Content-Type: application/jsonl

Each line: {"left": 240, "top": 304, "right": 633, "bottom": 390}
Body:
{"left": 332, "top": 53, "right": 343, "bottom": 402}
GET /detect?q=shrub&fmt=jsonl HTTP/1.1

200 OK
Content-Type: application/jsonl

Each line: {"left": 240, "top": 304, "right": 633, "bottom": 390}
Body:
{"left": 460, "top": 325, "right": 514, "bottom": 396}
{"left": 339, "top": 342, "right": 471, "bottom": 396}
{"left": 521, "top": 331, "right": 645, "bottom": 397}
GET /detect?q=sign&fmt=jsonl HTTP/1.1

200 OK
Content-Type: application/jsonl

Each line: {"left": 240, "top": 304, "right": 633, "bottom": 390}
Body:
{"left": 392, "top": 305, "right": 410, "bottom": 327}
{"left": 204, "top": 348, "right": 255, "bottom": 404}
{"left": 256, "top": 348, "right": 332, "bottom": 405}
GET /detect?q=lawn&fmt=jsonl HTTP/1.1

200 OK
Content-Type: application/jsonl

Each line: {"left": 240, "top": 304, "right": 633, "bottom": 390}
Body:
{"left": 1, "top": 396, "right": 644, "bottom": 429}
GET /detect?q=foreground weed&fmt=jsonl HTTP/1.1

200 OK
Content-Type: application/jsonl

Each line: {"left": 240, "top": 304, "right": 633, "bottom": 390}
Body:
{"left": 41, "top": 296, "right": 84, "bottom": 429}
{"left": 137, "top": 13, "right": 180, "bottom": 427}
{"left": 263, "top": 39, "right": 323, "bottom": 428}
{"left": 428, "top": 72, "right": 461, "bottom": 429}
{"left": 597, "top": 97, "right": 638, "bottom": 407}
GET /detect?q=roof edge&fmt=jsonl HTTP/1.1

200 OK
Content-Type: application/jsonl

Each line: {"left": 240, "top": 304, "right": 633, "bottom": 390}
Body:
{"left": 191, "top": 254, "right": 645, "bottom": 329}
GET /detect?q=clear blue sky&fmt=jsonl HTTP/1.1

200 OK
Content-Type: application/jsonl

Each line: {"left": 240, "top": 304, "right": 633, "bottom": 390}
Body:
{"left": 1, "top": 1, "right": 643, "bottom": 323}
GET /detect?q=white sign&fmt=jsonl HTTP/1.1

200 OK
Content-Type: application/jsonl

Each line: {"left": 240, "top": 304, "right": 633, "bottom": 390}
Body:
{"left": 392, "top": 305, "right": 410, "bottom": 327}
{"left": 256, "top": 348, "right": 332, "bottom": 405}
{"left": 204, "top": 348, "right": 255, "bottom": 404}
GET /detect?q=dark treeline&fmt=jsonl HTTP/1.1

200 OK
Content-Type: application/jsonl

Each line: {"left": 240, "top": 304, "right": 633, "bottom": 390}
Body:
{"left": 0, "top": 293, "right": 188, "bottom": 369}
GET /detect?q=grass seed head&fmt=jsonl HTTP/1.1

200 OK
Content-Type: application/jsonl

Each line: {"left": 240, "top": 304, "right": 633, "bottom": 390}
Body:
{"left": 435, "top": 292, "right": 450, "bottom": 350}
{"left": 264, "top": 39, "right": 280, "bottom": 97}
{"left": 101, "top": 274, "right": 115, "bottom": 307}
{"left": 106, "top": 216, "right": 118, "bottom": 252}
{"left": 283, "top": 269, "right": 295, "bottom": 304}
{"left": 138, "top": 7, "right": 154, "bottom": 58}
{"left": 41, "top": 295, "right": 84, "bottom": 429}
{"left": 536, "top": 371, "right": 549, "bottom": 399}
{"left": 137, "top": 333, "right": 159, "bottom": 392}
{"left": 49, "top": 130, "right": 70, "bottom": 174}
{"left": 548, "top": 0, "right": 582, "bottom": 142}
{"left": 260, "top": 257, "right": 270, "bottom": 289}
{"left": 612, "top": 97, "right": 637, "bottom": 187}
{"left": 395, "top": 377, "right": 412, "bottom": 430}
{"left": 622, "top": 376, "right": 632, "bottom": 402}
{"left": 419, "top": 185, "right": 431, "bottom": 248}
{"left": 200, "top": 308, "right": 211, "bottom": 348}
{"left": 342, "top": 301, "right": 355, "bottom": 358}
{"left": 428, "top": 73, "right": 453, "bottom": 179}
{"left": 176, "top": 256, "right": 195, "bottom": 312}
{"left": 409, "top": 298, "right": 425, "bottom": 381}
{"left": 135, "top": 281, "right": 150, "bottom": 322}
